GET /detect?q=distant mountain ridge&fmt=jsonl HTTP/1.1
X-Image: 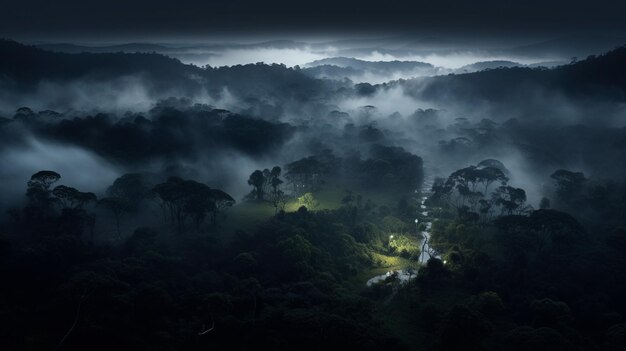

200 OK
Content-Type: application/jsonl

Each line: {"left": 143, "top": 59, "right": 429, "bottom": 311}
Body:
{"left": 455, "top": 60, "right": 523, "bottom": 73}
{"left": 2, "top": 39, "right": 626, "bottom": 107}
{"left": 0, "top": 39, "right": 329, "bottom": 110}
{"left": 35, "top": 42, "right": 177, "bottom": 54}
{"left": 305, "top": 56, "right": 434, "bottom": 70}
{"left": 33, "top": 39, "right": 310, "bottom": 55}
{"left": 398, "top": 45, "right": 626, "bottom": 103}
{"left": 303, "top": 56, "right": 440, "bottom": 81}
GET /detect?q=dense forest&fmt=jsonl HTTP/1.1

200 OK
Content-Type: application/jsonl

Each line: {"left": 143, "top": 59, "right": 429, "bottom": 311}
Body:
{"left": 1, "top": 37, "right": 626, "bottom": 351}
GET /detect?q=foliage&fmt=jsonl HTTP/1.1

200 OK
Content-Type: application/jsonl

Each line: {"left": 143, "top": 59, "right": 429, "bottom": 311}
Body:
{"left": 297, "top": 192, "right": 319, "bottom": 210}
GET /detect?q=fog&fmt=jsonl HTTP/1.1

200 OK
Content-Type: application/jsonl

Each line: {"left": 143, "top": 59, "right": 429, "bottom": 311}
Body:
{"left": 0, "top": 76, "right": 155, "bottom": 115}
{"left": 1, "top": 36, "right": 625, "bottom": 220}
{"left": 190, "top": 47, "right": 335, "bottom": 67}
{"left": 0, "top": 135, "right": 119, "bottom": 209}
{"left": 336, "top": 85, "right": 436, "bottom": 117}
{"left": 142, "top": 41, "right": 562, "bottom": 72}
{"left": 3, "top": 1, "right": 626, "bottom": 347}
{"left": 353, "top": 50, "right": 548, "bottom": 69}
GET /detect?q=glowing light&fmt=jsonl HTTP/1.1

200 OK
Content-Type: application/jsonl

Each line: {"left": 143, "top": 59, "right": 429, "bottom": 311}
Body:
{"left": 389, "top": 235, "right": 394, "bottom": 239}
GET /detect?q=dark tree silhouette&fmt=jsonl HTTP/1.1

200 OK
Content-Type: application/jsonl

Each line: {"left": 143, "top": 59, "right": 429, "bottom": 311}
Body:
{"left": 550, "top": 169, "right": 587, "bottom": 204}
{"left": 52, "top": 185, "right": 97, "bottom": 209}
{"left": 208, "top": 188, "right": 236, "bottom": 225}
{"left": 26, "top": 170, "right": 61, "bottom": 207}
{"left": 285, "top": 157, "right": 323, "bottom": 195}
{"left": 98, "top": 197, "right": 130, "bottom": 238}
{"left": 154, "top": 176, "right": 235, "bottom": 231}
{"left": 106, "top": 173, "right": 154, "bottom": 211}
{"left": 492, "top": 185, "right": 528, "bottom": 215}
{"left": 248, "top": 170, "right": 266, "bottom": 201}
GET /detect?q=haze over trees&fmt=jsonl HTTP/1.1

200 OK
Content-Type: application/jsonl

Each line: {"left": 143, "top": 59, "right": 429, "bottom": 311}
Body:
{"left": 1, "top": 37, "right": 626, "bottom": 351}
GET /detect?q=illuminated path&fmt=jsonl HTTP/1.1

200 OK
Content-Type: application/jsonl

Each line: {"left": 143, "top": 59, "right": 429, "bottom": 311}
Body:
{"left": 417, "top": 174, "right": 440, "bottom": 264}
{"left": 365, "top": 172, "right": 440, "bottom": 287}
{"left": 366, "top": 269, "right": 417, "bottom": 287}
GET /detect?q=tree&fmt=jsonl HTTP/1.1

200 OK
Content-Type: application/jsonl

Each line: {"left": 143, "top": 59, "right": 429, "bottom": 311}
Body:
{"left": 153, "top": 177, "right": 235, "bottom": 232}
{"left": 269, "top": 189, "right": 287, "bottom": 214}
{"left": 367, "top": 145, "right": 423, "bottom": 190}
{"left": 180, "top": 180, "right": 214, "bottom": 229}
{"left": 550, "top": 169, "right": 587, "bottom": 204}
{"left": 438, "top": 304, "right": 491, "bottom": 351}
{"left": 208, "top": 188, "right": 235, "bottom": 225}
{"left": 285, "top": 157, "right": 323, "bottom": 195}
{"left": 492, "top": 185, "right": 528, "bottom": 215}
{"left": 247, "top": 170, "right": 266, "bottom": 201}
{"left": 430, "top": 177, "right": 454, "bottom": 205}
{"left": 106, "top": 173, "right": 154, "bottom": 211}
{"left": 267, "top": 166, "right": 285, "bottom": 213}
{"left": 433, "top": 164, "right": 509, "bottom": 213}
{"left": 478, "top": 199, "right": 493, "bottom": 223}
{"left": 26, "top": 170, "right": 61, "bottom": 208}
{"left": 14, "top": 106, "right": 35, "bottom": 121}
{"left": 24, "top": 170, "right": 62, "bottom": 223}
{"left": 476, "top": 166, "right": 509, "bottom": 195}
{"left": 153, "top": 176, "right": 193, "bottom": 233}
{"left": 530, "top": 298, "right": 573, "bottom": 330}
{"left": 298, "top": 192, "right": 319, "bottom": 210}
{"left": 506, "top": 326, "right": 575, "bottom": 351}
{"left": 50, "top": 185, "right": 97, "bottom": 238}
{"left": 99, "top": 197, "right": 131, "bottom": 238}
{"left": 28, "top": 170, "right": 61, "bottom": 191}
{"left": 52, "top": 185, "right": 97, "bottom": 209}
{"left": 269, "top": 166, "right": 283, "bottom": 193}
{"left": 477, "top": 159, "right": 509, "bottom": 175}
{"left": 382, "top": 216, "right": 407, "bottom": 236}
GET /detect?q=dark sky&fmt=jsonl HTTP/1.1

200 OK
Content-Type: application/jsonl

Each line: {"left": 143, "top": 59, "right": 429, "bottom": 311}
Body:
{"left": 2, "top": 0, "right": 626, "bottom": 41}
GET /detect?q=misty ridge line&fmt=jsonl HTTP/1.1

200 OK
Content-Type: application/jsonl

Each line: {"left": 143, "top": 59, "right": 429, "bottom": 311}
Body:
{"left": 2, "top": 38, "right": 626, "bottom": 117}
{"left": 0, "top": 38, "right": 625, "bottom": 214}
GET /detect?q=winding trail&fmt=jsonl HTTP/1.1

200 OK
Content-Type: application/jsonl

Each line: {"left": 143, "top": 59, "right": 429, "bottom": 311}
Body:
{"left": 365, "top": 171, "right": 440, "bottom": 288}
{"left": 417, "top": 174, "right": 440, "bottom": 264}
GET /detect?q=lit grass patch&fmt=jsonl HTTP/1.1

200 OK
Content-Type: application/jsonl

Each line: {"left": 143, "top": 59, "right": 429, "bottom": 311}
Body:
{"left": 284, "top": 190, "right": 343, "bottom": 212}
{"left": 388, "top": 234, "right": 421, "bottom": 259}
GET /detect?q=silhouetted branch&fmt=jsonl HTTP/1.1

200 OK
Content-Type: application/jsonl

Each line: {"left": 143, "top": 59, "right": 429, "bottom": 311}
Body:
{"left": 198, "top": 319, "right": 215, "bottom": 336}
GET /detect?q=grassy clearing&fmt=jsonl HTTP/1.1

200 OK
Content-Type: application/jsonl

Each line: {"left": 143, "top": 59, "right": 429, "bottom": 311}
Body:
{"left": 214, "top": 189, "right": 344, "bottom": 236}
{"left": 219, "top": 189, "right": 344, "bottom": 232}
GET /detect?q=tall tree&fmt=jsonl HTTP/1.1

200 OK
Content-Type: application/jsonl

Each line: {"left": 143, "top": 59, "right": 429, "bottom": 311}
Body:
{"left": 248, "top": 170, "right": 266, "bottom": 201}
{"left": 98, "top": 197, "right": 131, "bottom": 239}
{"left": 52, "top": 185, "right": 97, "bottom": 209}
{"left": 154, "top": 177, "right": 235, "bottom": 232}
{"left": 492, "top": 185, "right": 528, "bottom": 215}
{"left": 26, "top": 170, "right": 61, "bottom": 208}
{"left": 208, "top": 189, "right": 236, "bottom": 225}
{"left": 106, "top": 173, "right": 154, "bottom": 211}
{"left": 550, "top": 169, "right": 587, "bottom": 205}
